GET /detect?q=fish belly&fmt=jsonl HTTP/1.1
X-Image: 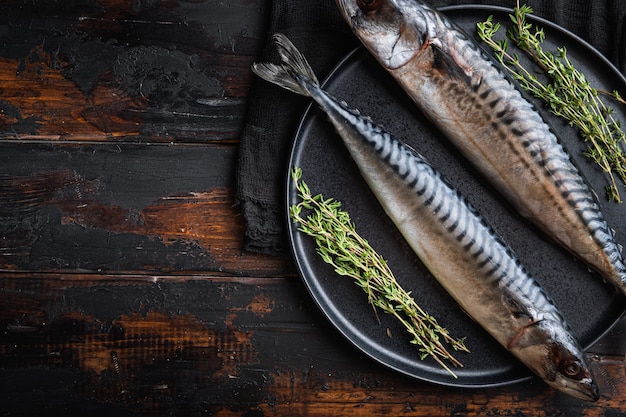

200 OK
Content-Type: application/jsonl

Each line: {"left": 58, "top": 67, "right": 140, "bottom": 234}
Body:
{"left": 390, "top": 47, "right": 626, "bottom": 291}
{"left": 339, "top": 121, "right": 551, "bottom": 348}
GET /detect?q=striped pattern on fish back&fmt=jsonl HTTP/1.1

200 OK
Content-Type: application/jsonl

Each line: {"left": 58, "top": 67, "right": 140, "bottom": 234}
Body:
{"left": 423, "top": 8, "right": 626, "bottom": 285}
{"left": 320, "top": 91, "right": 568, "bottom": 327}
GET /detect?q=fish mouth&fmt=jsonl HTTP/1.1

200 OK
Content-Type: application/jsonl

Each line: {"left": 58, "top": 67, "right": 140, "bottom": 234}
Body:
{"left": 335, "top": 0, "right": 359, "bottom": 17}
{"left": 336, "top": 0, "right": 425, "bottom": 70}
{"left": 551, "top": 375, "right": 600, "bottom": 402}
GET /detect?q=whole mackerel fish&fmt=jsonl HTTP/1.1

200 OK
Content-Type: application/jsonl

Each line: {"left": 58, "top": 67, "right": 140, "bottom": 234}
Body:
{"left": 335, "top": 0, "right": 626, "bottom": 296}
{"left": 253, "top": 33, "right": 599, "bottom": 401}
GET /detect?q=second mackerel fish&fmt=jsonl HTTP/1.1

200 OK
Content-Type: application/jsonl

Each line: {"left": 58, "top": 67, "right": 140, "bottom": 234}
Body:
{"left": 335, "top": 0, "right": 626, "bottom": 296}
{"left": 253, "top": 33, "right": 599, "bottom": 401}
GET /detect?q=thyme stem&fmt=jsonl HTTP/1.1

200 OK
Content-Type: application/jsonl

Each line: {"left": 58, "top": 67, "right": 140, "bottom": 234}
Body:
{"left": 476, "top": 1, "right": 626, "bottom": 202}
{"left": 289, "top": 166, "right": 468, "bottom": 378}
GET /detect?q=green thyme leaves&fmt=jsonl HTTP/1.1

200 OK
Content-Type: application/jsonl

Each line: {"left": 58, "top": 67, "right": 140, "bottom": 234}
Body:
{"left": 289, "top": 166, "right": 468, "bottom": 377}
{"left": 477, "top": 2, "right": 626, "bottom": 202}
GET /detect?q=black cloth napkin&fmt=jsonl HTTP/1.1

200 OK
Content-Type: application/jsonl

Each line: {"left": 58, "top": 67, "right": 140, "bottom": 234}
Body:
{"left": 236, "top": 0, "right": 626, "bottom": 255}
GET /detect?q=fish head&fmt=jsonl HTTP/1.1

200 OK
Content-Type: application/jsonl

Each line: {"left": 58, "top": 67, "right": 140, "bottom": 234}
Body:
{"left": 510, "top": 319, "right": 599, "bottom": 401}
{"left": 335, "top": 0, "right": 435, "bottom": 69}
{"left": 545, "top": 341, "right": 599, "bottom": 401}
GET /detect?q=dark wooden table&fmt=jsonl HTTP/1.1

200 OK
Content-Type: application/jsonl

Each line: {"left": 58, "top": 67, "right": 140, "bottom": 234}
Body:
{"left": 1, "top": 1, "right": 624, "bottom": 416}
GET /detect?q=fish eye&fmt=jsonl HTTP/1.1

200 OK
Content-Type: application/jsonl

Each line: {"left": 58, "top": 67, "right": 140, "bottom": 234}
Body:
{"left": 550, "top": 345, "right": 586, "bottom": 380}
{"left": 357, "top": 0, "right": 382, "bottom": 12}
{"left": 561, "top": 361, "right": 581, "bottom": 378}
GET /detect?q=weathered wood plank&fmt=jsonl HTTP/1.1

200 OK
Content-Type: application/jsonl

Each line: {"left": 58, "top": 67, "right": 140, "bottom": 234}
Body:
{"left": 0, "top": 143, "right": 289, "bottom": 275}
{"left": 0, "top": 0, "right": 267, "bottom": 142}
{"left": 1, "top": 275, "right": 624, "bottom": 416}
{"left": 1, "top": 1, "right": 624, "bottom": 416}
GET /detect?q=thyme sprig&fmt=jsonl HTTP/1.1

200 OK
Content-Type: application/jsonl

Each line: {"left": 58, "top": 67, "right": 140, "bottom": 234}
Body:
{"left": 289, "top": 166, "right": 468, "bottom": 377}
{"left": 477, "top": 1, "right": 626, "bottom": 202}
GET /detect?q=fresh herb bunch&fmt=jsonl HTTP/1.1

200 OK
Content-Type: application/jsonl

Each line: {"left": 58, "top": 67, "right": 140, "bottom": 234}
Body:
{"left": 289, "top": 166, "right": 468, "bottom": 377}
{"left": 477, "top": 1, "right": 626, "bottom": 202}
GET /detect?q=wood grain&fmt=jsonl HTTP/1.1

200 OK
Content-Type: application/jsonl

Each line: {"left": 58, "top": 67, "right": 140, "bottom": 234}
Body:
{"left": 0, "top": 143, "right": 289, "bottom": 275}
{"left": 1, "top": 275, "right": 624, "bottom": 416}
{"left": 0, "top": 0, "right": 265, "bottom": 142}
{"left": 0, "top": 0, "right": 624, "bottom": 416}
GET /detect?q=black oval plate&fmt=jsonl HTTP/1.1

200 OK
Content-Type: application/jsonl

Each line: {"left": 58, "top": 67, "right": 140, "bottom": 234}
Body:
{"left": 286, "top": 6, "right": 625, "bottom": 388}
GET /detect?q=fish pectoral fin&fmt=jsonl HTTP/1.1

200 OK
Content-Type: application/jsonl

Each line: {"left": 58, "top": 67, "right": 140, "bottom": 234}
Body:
{"left": 430, "top": 43, "right": 473, "bottom": 86}
{"left": 506, "top": 319, "right": 547, "bottom": 350}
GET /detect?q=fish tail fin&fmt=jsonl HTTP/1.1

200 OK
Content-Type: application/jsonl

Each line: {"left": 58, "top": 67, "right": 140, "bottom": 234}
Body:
{"left": 252, "top": 33, "right": 319, "bottom": 97}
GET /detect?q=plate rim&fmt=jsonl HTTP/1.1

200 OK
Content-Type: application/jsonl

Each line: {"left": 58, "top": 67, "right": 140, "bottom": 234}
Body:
{"left": 285, "top": 4, "right": 626, "bottom": 389}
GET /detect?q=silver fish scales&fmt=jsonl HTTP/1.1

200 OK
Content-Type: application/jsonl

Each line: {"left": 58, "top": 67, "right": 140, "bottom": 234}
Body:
{"left": 252, "top": 33, "right": 599, "bottom": 401}
{"left": 335, "top": 0, "right": 626, "bottom": 297}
